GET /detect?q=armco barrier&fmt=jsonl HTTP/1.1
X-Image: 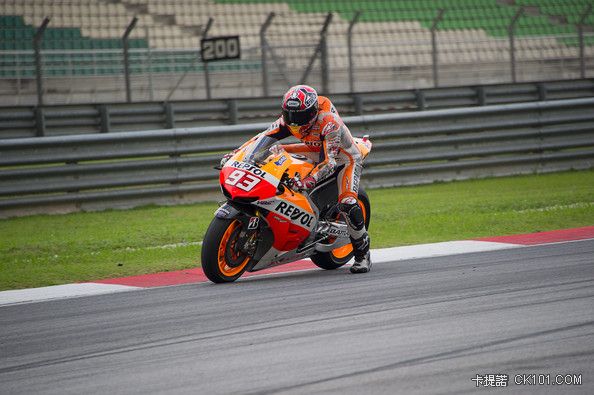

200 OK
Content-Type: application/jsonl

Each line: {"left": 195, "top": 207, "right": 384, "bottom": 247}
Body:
{"left": 1, "top": 97, "right": 593, "bottom": 217}
{"left": 0, "top": 79, "right": 593, "bottom": 139}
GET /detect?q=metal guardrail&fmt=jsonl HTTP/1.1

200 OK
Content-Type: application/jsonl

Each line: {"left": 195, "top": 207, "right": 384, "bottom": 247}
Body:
{"left": 1, "top": 97, "right": 593, "bottom": 217}
{"left": 1, "top": 78, "right": 593, "bottom": 139}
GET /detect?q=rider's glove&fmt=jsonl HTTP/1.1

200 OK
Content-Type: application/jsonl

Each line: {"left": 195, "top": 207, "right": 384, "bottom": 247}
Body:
{"left": 220, "top": 150, "right": 236, "bottom": 168}
{"left": 269, "top": 144, "right": 284, "bottom": 156}
{"left": 291, "top": 175, "right": 316, "bottom": 191}
{"left": 302, "top": 176, "right": 316, "bottom": 190}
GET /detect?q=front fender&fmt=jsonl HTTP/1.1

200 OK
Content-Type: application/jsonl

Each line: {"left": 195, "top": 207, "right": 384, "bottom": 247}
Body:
{"left": 214, "top": 203, "right": 241, "bottom": 219}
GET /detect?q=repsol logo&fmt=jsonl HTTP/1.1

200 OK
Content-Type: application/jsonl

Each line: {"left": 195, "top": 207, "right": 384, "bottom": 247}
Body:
{"left": 231, "top": 161, "right": 269, "bottom": 177}
{"left": 274, "top": 202, "right": 314, "bottom": 228}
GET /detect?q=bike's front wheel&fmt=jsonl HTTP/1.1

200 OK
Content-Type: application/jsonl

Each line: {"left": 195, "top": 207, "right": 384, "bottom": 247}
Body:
{"left": 201, "top": 217, "right": 251, "bottom": 283}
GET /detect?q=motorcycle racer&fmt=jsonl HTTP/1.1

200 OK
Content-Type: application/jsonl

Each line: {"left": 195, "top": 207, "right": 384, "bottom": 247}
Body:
{"left": 221, "top": 85, "right": 371, "bottom": 273}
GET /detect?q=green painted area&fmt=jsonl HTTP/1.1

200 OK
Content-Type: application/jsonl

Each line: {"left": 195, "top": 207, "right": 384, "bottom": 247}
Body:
{"left": 1, "top": 169, "right": 593, "bottom": 290}
{"left": 216, "top": 0, "right": 586, "bottom": 38}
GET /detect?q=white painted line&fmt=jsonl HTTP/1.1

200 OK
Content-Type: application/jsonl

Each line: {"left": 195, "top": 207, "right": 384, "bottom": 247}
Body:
{"left": 0, "top": 283, "right": 141, "bottom": 307}
{"left": 372, "top": 240, "right": 521, "bottom": 262}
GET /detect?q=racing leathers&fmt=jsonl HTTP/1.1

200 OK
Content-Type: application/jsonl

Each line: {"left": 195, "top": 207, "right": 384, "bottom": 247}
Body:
{"left": 263, "top": 96, "right": 371, "bottom": 270}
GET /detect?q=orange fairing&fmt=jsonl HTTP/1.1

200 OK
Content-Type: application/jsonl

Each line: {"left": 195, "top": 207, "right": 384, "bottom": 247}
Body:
{"left": 286, "top": 156, "right": 315, "bottom": 179}
{"left": 260, "top": 152, "right": 291, "bottom": 180}
{"left": 266, "top": 188, "right": 315, "bottom": 251}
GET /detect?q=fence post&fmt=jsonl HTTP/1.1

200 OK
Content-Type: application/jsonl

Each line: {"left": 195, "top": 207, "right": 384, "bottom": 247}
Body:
{"left": 578, "top": 5, "right": 592, "bottom": 79}
{"left": 299, "top": 13, "right": 332, "bottom": 90}
{"left": 145, "top": 27, "right": 154, "bottom": 101}
{"left": 508, "top": 8, "right": 524, "bottom": 83}
{"left": 260, "top": 13, "right": 275, "bottom": 97}
{"left": 431, "top": 9, "right": 445, "bottom": 88}
{"left": 320, "top": 13, "right": 333, "bottom": 95}
{"left": 203, "top": 18, "right": 214, "bottom": 100}
{"left": 122, "top": 17, "right": 138, "bottom": 103}
{"left": 348, "top": 11, "right": 361, "bottom": 93}
{"left": 33, "top": 17, "right": 50, "bottom": 109}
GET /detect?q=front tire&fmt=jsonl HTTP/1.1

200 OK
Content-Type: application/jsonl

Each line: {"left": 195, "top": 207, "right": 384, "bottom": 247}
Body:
{"left": 201, "top": 217, "right": 251, "bottom": 283}
{"left": 311, "top": 189, "right": 371, "bottom": 270}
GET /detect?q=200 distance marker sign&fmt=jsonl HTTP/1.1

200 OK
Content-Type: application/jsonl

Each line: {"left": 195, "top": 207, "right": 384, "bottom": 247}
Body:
{"left": 201, "top": 36, "right": 241, "bottom": 62}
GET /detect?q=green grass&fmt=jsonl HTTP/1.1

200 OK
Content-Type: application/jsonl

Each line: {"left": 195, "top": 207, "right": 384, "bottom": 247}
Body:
{"left": 1, "top": 170, "right": 593, "bottom": 290}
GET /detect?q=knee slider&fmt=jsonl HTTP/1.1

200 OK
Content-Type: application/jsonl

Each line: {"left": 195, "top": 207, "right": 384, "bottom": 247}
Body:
{"left": 339, "top": 197, "right": 365, "bottom": 231}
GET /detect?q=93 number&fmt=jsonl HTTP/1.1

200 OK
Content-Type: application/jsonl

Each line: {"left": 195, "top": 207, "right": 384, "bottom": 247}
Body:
{"left": 225, "top": 170, "right": 261, "bottom": 191}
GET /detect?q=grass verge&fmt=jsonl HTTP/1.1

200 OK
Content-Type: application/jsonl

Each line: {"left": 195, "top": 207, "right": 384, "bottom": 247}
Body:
{"left": 1, "top": 169, "right": 593, "bottom": 290}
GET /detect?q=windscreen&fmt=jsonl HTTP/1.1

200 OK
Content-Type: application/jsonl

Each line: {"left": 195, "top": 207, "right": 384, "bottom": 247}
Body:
{"left": 242, "top": 134, "right": 282, "bottom": 166}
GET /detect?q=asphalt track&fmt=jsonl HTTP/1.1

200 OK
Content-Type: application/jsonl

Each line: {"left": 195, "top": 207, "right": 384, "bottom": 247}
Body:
{"left": 1, "top": 240, "right": 593, "bottom": 394}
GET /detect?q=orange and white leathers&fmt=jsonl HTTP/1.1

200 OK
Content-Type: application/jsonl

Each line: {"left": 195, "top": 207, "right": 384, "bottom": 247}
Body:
{"left": 263, "top": 96, "right": 363, "bottom": 204}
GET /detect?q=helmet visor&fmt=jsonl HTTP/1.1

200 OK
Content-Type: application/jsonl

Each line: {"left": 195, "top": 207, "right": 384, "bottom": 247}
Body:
{"left": 282, "top": 105, "right": 317, "bottom": 126}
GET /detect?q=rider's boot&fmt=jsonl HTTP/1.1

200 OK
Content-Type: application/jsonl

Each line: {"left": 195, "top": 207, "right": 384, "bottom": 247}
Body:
{"left": 350, "top": 233, "right": 371, "bottom": 273}
{"left": 340, "top": 196, "right": 372, "bottom": 274}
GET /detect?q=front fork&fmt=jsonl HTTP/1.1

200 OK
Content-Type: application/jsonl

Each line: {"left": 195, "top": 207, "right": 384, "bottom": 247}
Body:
{"left": 215, "top": 202, "right": 270, "bottom": 263}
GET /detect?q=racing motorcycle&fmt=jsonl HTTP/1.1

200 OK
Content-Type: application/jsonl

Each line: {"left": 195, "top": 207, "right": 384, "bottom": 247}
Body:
{"left": 201, "top": 133, "right": 372, "bottom": 283}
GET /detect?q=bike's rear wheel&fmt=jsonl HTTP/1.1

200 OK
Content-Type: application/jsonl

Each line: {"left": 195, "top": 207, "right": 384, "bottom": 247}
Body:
{"left": 201, "top": 217, "right": 251, "bottom": 283}
{"left": 311, "top": 189, "right": 371, "bottom": 270}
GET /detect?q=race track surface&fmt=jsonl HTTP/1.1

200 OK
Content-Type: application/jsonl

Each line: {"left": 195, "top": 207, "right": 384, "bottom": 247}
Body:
{"left": 1, "top": 240, "right": 593, "bottom": 394}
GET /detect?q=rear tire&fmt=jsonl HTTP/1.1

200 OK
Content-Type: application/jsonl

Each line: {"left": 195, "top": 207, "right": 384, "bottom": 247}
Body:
{"left": 201, "top": 217, "right": 251, "bottom": 283}
{"left": 311, "top": 189, "right": 371, "bottom": 270}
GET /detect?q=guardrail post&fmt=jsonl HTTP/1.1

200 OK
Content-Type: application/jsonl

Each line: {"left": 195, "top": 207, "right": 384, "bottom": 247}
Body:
{"left": 353, "top": 94, "right": 364, "bottom": 115}
{"left": 508, "top": 8, "right": 524, "bottom": 83}
{"left": 430, "top": 9, "right": 445, "bottom": 88}
{"left": 347, "top": 11, "right": 361, "bottom": 93}
{"left": 260, "top": 13, "right": 275, "bottom": 97}
{"left": 164, "top": 102, "right": 175, "bottom": 129}
{"left": 122, "top": 17, "right": 138, "bottom": 103}
{"left": 537, "top": 82, "right": 547, "bottom": 101}
{"left": 203, "top": 18, "right": 214, "bottom": 100}
{"left": 578, "top": 5, "right": 592, "bottom": 79}
{"left": 35, "top": 107, "right": 46, "bottom": 137}
{"left": 99, "top": 105, "right": 110, "bottom": 133}
{"left": 228, "top": 99, "right": 238, "bottom": 124}
{"left": 33, "top": 17, "right": 50, "bottom": 108}
{"left": 476, "top": 86, "right": 487, "bottom": 106}
{"left": 415, "top": 89, "right": 427, "bottom": 110}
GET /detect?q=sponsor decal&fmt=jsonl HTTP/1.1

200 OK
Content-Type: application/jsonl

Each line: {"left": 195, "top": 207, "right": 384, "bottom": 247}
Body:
{"left": 265, "top": 120, "right": 280, "bottom": 132}
{"left": 305, "top": 140, "right": 323, "bottom": 148}
{"left": 248, "top": 216, "right": 260, "bottom": 229}
{"left": 228, "top": 161, "right": 279, "bottom": 187}
{"left": 327, "top": 226, "right": 349, "bottom": 238}
{"left": 230, "top": 161, "right": 270, "bottom": 178}
{"left": 215, "top": 206, "right": 230, "bottom": 218}
{"left": 274, "top": 201, "right": 315, "bottom": 228}
{"left": 274, "top": 156, "right": 287, "bottom": 166}
{"left": 287, "top": 99, "right": 301, "bottom": 109}
{"left": 352, "top": 163, "right": 362, "bottom": 194}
